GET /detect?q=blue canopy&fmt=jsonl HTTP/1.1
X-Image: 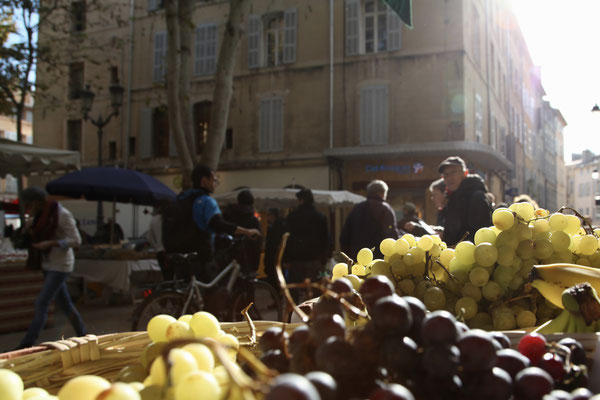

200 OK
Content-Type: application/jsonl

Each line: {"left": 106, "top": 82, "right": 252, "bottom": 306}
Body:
{"left": 46, "top": 167, "right": 175, "bottom": 206}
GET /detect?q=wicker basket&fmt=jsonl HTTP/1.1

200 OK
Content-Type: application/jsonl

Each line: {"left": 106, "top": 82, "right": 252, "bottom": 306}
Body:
{"left": 0, "top": 320, "right": 301, "bottom": 394}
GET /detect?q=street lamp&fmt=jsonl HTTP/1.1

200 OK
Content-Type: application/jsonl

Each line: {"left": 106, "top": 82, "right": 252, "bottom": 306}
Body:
{"left": 80, "top": 79, "right": 124, "bottom": 235}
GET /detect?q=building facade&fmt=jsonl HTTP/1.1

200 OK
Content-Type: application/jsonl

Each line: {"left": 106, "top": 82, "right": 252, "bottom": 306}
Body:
{"left": 567, "top": 151, "right": 600, "bottom": 226}
{"left": 33, "top": 0, "right": 566, "bottom": 229}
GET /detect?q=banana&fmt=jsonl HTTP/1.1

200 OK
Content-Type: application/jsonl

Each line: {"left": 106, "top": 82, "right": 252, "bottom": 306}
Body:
{"left": 531, "top": 279, "right": 567, "bottom": 309}
{"left": 531, "top": 263, "right": 600, "bottom": 293}
{"left": 533, "top": 309, "right": 571, "bottom": 334}
{"left": 565, "top": 313, "right": 578, "bottom": 333}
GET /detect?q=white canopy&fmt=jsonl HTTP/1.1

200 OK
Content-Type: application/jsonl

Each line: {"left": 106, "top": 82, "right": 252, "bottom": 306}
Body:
{"left": 0, "top": 138, "right": 80, "bottom": 177}
{"left": 213, "top": 188, "right": 366, "bottom": 209}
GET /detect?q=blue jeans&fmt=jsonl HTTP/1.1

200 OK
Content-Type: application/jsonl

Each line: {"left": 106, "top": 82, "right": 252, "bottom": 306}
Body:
{"left": 19, "top": 270, "right": 87, "bottom": 348}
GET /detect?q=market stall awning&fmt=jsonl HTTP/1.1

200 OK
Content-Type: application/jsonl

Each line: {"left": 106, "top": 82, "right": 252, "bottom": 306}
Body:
{"left": 0, "top": 138, "right": 80, "bottom": 177}
{"left": 323, "top": 141, "right": 513, "bottom": 172}
{"left": 213, "top": 188, "right": 366, "bottom": 209}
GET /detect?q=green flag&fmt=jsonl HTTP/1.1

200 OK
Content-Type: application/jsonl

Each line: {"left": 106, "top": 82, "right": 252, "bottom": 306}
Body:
{"left": 382, "top": 0, "right": 413, "bottom": 28}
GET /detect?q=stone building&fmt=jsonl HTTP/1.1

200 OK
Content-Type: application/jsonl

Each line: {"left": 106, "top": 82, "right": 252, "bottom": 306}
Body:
{"left": 32, "top": 0, "right": 565, "bottom": 227}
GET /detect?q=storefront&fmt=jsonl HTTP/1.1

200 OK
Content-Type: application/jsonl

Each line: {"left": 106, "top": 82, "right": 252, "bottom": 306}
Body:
{"left": 325, "top": 141, "right": 513, "bottom": 226}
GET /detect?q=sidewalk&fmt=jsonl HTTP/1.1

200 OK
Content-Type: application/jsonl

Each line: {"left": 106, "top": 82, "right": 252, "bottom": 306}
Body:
{"left": 0, "top": 300, "right": 137, "bottom": 352}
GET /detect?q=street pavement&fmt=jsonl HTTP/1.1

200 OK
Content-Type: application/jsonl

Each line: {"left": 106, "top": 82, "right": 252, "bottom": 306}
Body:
{"left": 0, "top": 298, "right": 137, "bottom": 353}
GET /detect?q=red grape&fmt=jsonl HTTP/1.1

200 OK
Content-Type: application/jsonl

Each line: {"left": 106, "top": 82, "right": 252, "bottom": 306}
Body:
{"left": 518, "top": 333, "right": 547, "bottom": 365}
{"left": 537, "top": 352, "right": 565, "bottom": 382}
{"left": 514, "top": 367, "right": 554, "bottom": 400}
{"left": 359, "top": 275, "right": 395, "bottom": 310}
{"left": 266, "top": 373, "right": 321, "bottom": 400}
{"left": 457, "top": 329, "right": 497, "bottom": 373}
{"left": 370, "top": 294, "right": 413, "bottom": 335}
{"left": 495, "top": 348, "right": 531, "bottom": 379}
{"left": 421, "top": 310, "right": 458, "bottom": 345}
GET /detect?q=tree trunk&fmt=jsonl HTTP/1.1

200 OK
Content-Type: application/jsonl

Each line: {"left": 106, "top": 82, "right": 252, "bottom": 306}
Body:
{"left": 165, "top": 0, "right": 194, "bottom": 188}
{"left": 178, "top": 0, "right": 195, "bottom": 161}
{"left": 202, "top": 0, "right": 250, "bottom": 170}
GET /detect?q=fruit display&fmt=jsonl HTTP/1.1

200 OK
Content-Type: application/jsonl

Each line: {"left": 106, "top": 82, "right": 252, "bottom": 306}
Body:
{"left": 333, "top": 202, "right": 600, "bottom": 332}
{"left": 1, "top": 278, "right": 599, "bottom": 399}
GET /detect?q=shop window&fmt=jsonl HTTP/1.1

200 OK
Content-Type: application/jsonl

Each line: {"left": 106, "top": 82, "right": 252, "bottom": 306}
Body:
{"left": 359, "top": 85, "right": 388, "bottom": 145}
{"left": 345, "top": 0, "right": 401, "bottom": 56}
{"left": 152, "top": 107, "right": 170, "bottom": 157}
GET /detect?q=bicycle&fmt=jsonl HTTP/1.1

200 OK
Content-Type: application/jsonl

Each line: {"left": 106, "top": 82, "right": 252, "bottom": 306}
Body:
{"left": 130, "top": 236, "right": 282, "bottom": 331}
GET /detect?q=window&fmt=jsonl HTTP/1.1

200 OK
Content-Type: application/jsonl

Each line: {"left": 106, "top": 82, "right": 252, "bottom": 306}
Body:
{"left": 490, "top": 114, "right": 497, "bottom": 149}
{"left": 360, "top": 85, "right": 388, "bottom": 145}
{"left": 193, "top": 101, "right": 211, "bottom": 154}
{"left": 225, "top": 128, "right": 233, "bottom": 150}
{"left": 68, "top": 62, "right": 84, "bottom": 99}
{"left": 195, "top": 23, "right": 218, "bottom": 75}
{"left": 472, "top": 6, "right": 480, "bottom": 66}
{"left": 474, "top": 93, "right": 483, "bottom": 143}
{"left": 153, "top": 31, "right": 167, "bottom": 82}
{"left": 248, "top": 9, "right": 296, "bottom": 68}
{"left": 152, "top": 107, "right": 170, "bottom": 157}
{"left": 129, "top": 137, "right": 136, "bottom": 156}
{"left": 71, "top": 1, "right": 86, "bottom": 32}
{"left": 148, "top": 0, "right": 164, "bottom": 12}
{"left": 109, "top": 141, "right": 117, "bottom": 161}
{"left": 5, "top": 175, "right": 17, "bottom": 193}
{"left": 67, "top": 120, "right": 82, "bottom": 152}
{"left": 345, "top": 0, "right": 401, "bottom": 56}
{"left": 24, "top": 110, "right": 33, "bottom": 123}
{"left": 259, "top": 97, "right": 283, "bottom": 152}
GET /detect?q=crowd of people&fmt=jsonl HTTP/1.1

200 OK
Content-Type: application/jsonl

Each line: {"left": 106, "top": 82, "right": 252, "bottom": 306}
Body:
{"left": 11, "top": 157, "right": 507, "bottom": 348}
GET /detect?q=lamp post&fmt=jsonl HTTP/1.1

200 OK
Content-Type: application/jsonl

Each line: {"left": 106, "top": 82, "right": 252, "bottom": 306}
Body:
{"left": 80, "top": 79, "right": 124, "bottom": 235}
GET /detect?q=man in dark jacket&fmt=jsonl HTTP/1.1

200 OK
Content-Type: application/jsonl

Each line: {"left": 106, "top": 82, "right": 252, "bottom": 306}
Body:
{"left": 340, "top": 180, "right": 399, "bottom": 260}
{"left": 223, "top": 189, "right": 262, "bottom": 273}
{"left": 439, "top": 156, "right": 492, "bottom": 246}
{"left": 283, "top": 188, "right": 330, "bottom": 301}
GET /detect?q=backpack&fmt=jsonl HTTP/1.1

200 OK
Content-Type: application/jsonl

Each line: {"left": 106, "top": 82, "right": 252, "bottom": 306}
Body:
{"left": 161, "top": 193, "right": 211, "bottom": 255}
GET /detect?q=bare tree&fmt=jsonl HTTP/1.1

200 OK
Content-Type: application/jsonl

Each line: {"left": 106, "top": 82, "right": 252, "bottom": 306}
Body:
{"left": 164, "top": 0, "right": 250, "bottom": 187}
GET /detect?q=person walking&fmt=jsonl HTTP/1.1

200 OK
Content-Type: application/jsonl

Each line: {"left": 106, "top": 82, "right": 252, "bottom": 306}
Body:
{"left": 438, "top": 156, "right": 492, "bottom": 246}
{"left": 340, "top": 179, "right": 399, "bottom": 260}
{"left": 16, "top": 186, "right": 87, "bottom": 349}
{"left": 282, "top": 188, "right": 330, "bottom": 302}
{"left": 429, "top": 178, "right": 448, "bottom": 234}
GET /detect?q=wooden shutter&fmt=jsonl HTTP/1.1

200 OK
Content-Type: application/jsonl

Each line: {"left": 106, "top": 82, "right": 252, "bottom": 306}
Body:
{"left": 248, "top": 15, "right": 262, "bottom": 69}
{"left": 259, "top": 98, "right": 271, "bottom": 152}
{"left": 360, "top": 86, "right": 388, "bottom": 145}
{"left": 283, "top": 8, "right": 297, "bottom": 64}
{"left": 140, "top": 108, "right": 153, "bottom": 159}
{"left": 387, "top": 5, "right": 402, "bottom": 51}
{"left": 195, "top": 23, "right": 218, "bottom": 75}
{"left": 359, "top": 87, "right": 372, "bottom": 145}
{"left": 272, "top": 98, "right": 283, "bottom": 151}
{"left": 153, "top": 31, "right": 167, "bottom": 82}
{"left": 345, "top": 0, "right": 359, "bottom": 56}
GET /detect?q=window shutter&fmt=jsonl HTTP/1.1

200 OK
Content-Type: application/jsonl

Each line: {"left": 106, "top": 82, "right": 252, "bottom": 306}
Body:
{"left": 148, "top": 0, "right": 158, "bottom": 12}
{"left": 259, "top": 99, "right": 271, "bottom": 152}
{"left": 345, "top": 0, "right": 359, "bottom": 56}
{"left": 140, "top": 108, "right": 153, "bottom": 159}
{"left": 375, "top": 86, "right": 388, "bottom": 144}
{"left": 272, "top": 98, "right": 283, "bottom": 151}
{"left": 387, "top": 6, "right": 402, "bottom": 51}
{"left": 359, "top": 87, "right": 372, "bottom": 145}
{"left": 195, "top": 23, "right": 218, "bottom": 75}
{"left": 248, "top": 15, "right": 262, "bottom": 69}
{"left": 169, "top": 131, "right": 178, "bottom": 157}
{"left": 153, "top": 31, "right": 167, "bottom": 82}
{"left": 283, "top": 8, "right": 297, "bottom": 64}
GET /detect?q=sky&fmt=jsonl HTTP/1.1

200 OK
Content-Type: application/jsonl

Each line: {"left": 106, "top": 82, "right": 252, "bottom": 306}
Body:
{"left": 510, "top": 0, "right": 600, "bottom": 162}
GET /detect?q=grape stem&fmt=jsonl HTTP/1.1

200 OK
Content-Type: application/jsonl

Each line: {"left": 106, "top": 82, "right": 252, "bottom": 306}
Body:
{"left": 275, "top": 233, "right": 310, "bottom": 323}
{"left": 557, "top": 206, "right": 596, "bottom": 236}
{"left": 241, "top": 302, "right": 257, "bottom": 346}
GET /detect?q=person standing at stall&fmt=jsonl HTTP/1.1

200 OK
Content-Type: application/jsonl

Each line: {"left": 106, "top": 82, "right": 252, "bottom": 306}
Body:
{"left": 16, "top": 187, "right": 87, "bottom": 349}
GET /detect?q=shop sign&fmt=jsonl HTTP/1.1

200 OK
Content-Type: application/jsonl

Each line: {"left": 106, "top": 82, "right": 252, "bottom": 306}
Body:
{"left": 366, "top": 163, "right": 425, "bottom": 174}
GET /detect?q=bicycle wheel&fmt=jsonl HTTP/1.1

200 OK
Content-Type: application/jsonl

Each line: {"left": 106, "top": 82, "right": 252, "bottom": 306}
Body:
{"left": 131, "top": 290, "right": 203, "bottom": 331}
{"left": 229, "top": 280, "right": 282, "bottom": 322}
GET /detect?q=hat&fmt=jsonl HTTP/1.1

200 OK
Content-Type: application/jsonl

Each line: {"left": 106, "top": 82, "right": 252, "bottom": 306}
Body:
{"left": 438, "top": 156, "right": 467, "bottom": 173}
{"left": 21, "top": 186, "right": 48, "bottom": 203}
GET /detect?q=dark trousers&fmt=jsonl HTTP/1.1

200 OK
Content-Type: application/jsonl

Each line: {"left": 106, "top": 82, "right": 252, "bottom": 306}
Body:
{"left": 19, "top": 270, "right": 87, "bottom": 348}
{"left": 287, "top": 259, "right": 323, "bottom": 303}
